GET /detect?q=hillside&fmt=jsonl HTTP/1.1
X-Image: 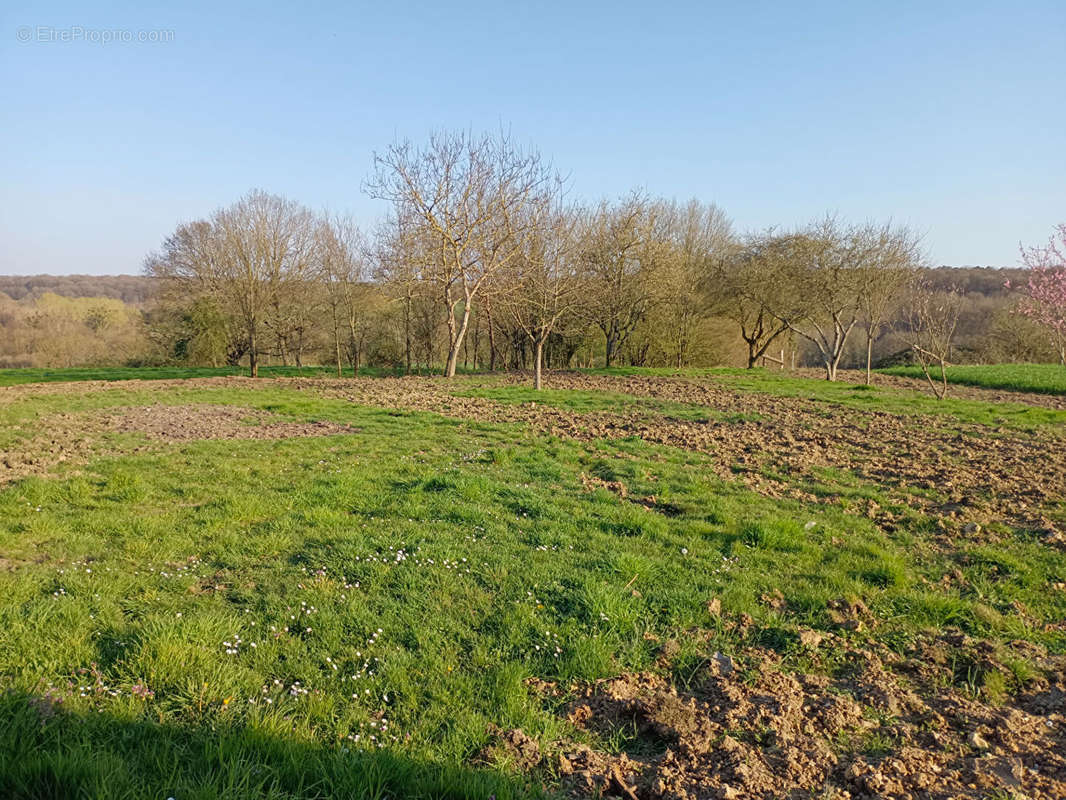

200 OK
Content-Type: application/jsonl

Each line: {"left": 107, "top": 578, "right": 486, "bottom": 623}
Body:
{"left": 0, "top": 275, "right": 156, "bottom": 305}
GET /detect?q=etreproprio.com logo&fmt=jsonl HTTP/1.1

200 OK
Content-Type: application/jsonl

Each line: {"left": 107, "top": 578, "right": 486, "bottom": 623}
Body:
{"left": 16, "top": 25, "right": 175, "bottom": 44}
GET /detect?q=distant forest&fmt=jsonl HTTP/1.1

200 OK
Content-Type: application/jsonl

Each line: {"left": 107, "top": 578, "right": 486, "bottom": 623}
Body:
{"left": 0, "top": 274, "right": 156, "bottom": 305}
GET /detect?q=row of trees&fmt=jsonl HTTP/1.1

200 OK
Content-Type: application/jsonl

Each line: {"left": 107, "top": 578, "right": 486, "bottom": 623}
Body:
{"left": 142, "top": 131, "right": 1066, "bottom": 389}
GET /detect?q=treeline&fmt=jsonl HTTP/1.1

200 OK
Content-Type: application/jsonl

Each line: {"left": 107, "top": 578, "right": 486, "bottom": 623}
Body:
{"left": 141, "top": 131, "right": 1061, "bottom": 385}
{"left": 4, "top": 132, "right": 1062, "bottom": 379}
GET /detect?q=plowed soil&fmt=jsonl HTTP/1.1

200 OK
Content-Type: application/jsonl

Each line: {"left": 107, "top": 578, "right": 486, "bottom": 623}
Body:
{"left": 541, "top": 630, "right": 1066, "bottom": 800}
{"left": 312, "top": 373, "right": 1064, "bottom": 540}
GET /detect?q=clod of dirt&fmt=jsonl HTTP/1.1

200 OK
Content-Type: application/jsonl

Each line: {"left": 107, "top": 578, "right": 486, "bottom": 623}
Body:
{"left": 550, "top": 637, "right": 1066, "bottom": 800}
{"left": 581, "top": 471, "right": 628, "bottom": 498}
{"left": 828, "top": 597, "right": 875, "bottom": 631}
{"left": 798, "top": 628, "right": 824, "bottom": 649}
{"left": 477, "top": 724, "right": 542, "bottom": 770}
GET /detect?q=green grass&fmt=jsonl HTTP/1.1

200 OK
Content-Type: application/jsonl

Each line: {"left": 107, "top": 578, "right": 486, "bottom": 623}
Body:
{"left": 878, "top": 363, "right": 1066, "bottom": 396}
{"left": 0, "top": 365, "right": 487, "bottom": 387}
{"left": 0, "top": 365, "right": 340, "bottom": 386}
{"left": 1, "top": 381, "right": 1064, "bottom": 798}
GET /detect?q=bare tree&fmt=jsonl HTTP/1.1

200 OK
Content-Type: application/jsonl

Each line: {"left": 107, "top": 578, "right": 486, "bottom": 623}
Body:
{"left": 709, "top": 231, "right": 796, "bottom": 369}
{"left": 366, "top": 130, "right": 555, "bottom": 377}
{"left": 581, "top": 193, "right": 662, "bottom": 367}
{"left": 145, "top": 190, "right": 317, "bottom": 377}
{"left": 318, "top": 215, "right": 371, "bottom": 376}
{"left": 657, "top": 199, "right": 734, "bottom": 367}
{"left": 905, "top": 278, "right": 963, "bottom": 400}
{"left": 500, "top": 201, "right": 585, "bottom": 389}
{"left": 757, "top": 218, "right": 871, "bottom": 381}
{"left": 855, "top": 223, "right": 922, "bottom": 383}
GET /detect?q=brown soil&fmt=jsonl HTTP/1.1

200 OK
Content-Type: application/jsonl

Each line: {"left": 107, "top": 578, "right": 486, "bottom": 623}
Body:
{"left": 493, "top": 630, "right": 1066, "bottom": 799}
{"left": 311, "top": 373, "right": 1064, "bottom": 538}
{"left": 0, "top": 403, "right": 355, "bottom": 484}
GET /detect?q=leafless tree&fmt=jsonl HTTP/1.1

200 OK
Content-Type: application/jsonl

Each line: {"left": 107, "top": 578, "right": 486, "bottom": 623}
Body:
{"left": 581, "top": 193, "right": 663, "bottom": 367}
{"left": 855, "top": 223, "right": 922, "bottom": 383}
{"left": 366, "top": 130, "right": 556, "bottom": 377}
{"left": 905, "top": 278, "right": 963, "bottom": 400}
{"left": 755, "top": 218, "right": 869, "bottom": 381}
{"left": 656, "top": 199, "right": 734, "bottom": 367}
{"left": 500, "top": 201, "right": 585, "bottom": 389}
{"left": 709, "top": 230, "right": 796, "bottom": 369}
{"left": 318, "top": 215, "right": 372, "bottom": 376}
{"left": 145, "top": 189, "right": 317, "bottom": 377}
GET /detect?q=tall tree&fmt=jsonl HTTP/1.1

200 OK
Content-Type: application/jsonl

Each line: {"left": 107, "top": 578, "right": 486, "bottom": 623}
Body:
{"left": 760, "top": 218, "right": 878, "bottom": 381}
{"left": 581, "top": 193, "right": 662, "bottom": 367}
{"left": 366, "top": 130, "right": 555, "bottom": 377}
{"left": 145, "top": 190, "right": 317, "bottom": 377}
{"left": 855, "top": 223, "right": 923, "bottom": 383}
{"left": 709, "top": 230, "right": 795, "bottom": 369}
{"left": 318, "top": 215, "right": 371, "bottom": 377}
{"left": 657, "top": 199, "right": 734, "bottom": 367}
{"left": 500, "top": 202, "right": 584, "bottom": 389}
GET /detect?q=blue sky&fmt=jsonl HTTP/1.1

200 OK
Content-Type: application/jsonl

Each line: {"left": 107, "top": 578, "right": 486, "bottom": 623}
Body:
{"left": 2, "top": 0, "right": 1064, "bottom": 275}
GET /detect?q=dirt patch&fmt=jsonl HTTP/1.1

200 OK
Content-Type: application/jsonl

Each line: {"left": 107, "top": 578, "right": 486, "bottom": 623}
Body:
{"left": 477, "top": 724, "right": 543, "bottom": 771}
{"left": 0, "top": 404, "right": 356, "bottom": 484}
{"left": 100, "top": 404, "right": 355, "bottom": 443}
{"left": 530, "top": 632, "right": 1066, "bottom": 800}
{"left": 310, "top": 373, "right": 1064, "bottom": 537}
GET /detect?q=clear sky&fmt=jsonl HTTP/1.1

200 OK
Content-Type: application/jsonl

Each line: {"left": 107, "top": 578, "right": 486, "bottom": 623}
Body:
{"left": 2, "top": 0, "right": 1064, "bottom": 275}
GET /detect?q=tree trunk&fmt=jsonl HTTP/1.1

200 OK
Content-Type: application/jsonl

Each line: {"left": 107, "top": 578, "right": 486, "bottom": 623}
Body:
{"left": 248, "top": 323, "right": 259, "bottom": 378}
{"left": 865, "top": 332, "right": 874, "bottom": 385}
{"left": 534, "top": 337, "right": 544, "bottom": 390}
{"left": 486, "top": 296, "right": 497, "bottom": 371}
{"left": 471, "top": 312, "right": 481, "bottom": 370}
{"left": 746, "top": 340, "right": 758, "bottom": 369}
{"left": 403, "top": 296, "right": 412, "bottom": 375}
{"left": 445, "top": 303, "right": 473, "bottom": 378}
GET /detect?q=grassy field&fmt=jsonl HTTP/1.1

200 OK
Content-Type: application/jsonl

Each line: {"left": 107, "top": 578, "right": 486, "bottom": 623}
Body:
{"left": 878, "top": 362, "right": 1066, "bottom": 395}
{"left": 0, "top": 370, "right": 1064, "bottom": 798}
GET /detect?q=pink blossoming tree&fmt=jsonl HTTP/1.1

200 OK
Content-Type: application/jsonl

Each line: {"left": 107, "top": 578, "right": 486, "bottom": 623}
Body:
{"left": 1014, "top": 224, "right": 1066, "bottom": 365}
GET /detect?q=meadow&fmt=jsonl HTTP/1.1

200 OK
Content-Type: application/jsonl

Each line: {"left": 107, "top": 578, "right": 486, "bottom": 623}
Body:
{"left": 878, "top": 362, "right": 1066, "bottom": 395}
{"left": 0, "top": 367, "right": 1063, "bottom": 799}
